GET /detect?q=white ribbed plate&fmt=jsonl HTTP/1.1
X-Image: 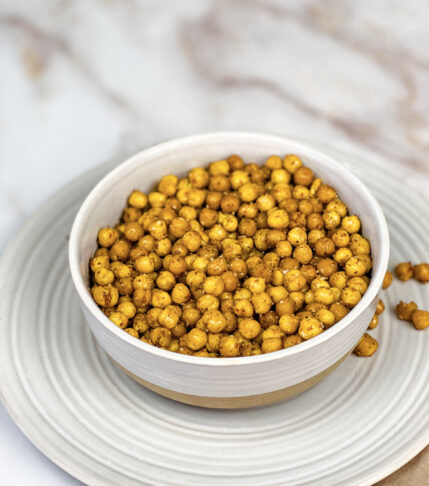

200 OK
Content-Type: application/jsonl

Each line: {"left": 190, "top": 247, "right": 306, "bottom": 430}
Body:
{"left": 0, "top": 147, "right": 428, "bottom": 486}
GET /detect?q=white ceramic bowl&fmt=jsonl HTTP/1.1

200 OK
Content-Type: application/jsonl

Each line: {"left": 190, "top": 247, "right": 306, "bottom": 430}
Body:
{"left": 69, "top": 133, "right": 389, "bottom": 408}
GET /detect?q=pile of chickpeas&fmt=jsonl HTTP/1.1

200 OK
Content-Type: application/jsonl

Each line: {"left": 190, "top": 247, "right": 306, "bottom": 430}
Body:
{"left": 89, "top": 154, "right": 375, "bottom": 358}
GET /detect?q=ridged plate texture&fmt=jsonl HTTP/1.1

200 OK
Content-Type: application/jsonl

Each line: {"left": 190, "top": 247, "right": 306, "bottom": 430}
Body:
{"left": 0, "top": 147, "right": 428, "bottom": 486}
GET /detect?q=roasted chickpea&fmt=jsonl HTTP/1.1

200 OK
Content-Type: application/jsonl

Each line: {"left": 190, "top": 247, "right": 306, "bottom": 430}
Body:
{"left": 109, "top": 311, "right": 128, "bottom": 329}
{"left": 329, "top": 302, "right": 348, "bottom": 322}
{"left": 341, "top": 287, "right": 362, "bottom": 307}
{"left": 316, "top": 184, "right": 336, "bottom": 204}
{"left": 315, "top": 237, "right": 335, "bottom": 257}
{"left": 238, "top": 318, "right": 261, "bottom": 339}
{"left": 316, "top": 309, "right": 335, "bottom": 327}
{"left": 298, "top": 317, "right": 323, "bottom": 340}
{"left": 279, "top": 314, "right": 299, "bottom": 334}
{"left": 354, "top": 333, "right": 378, "bottom": 357}
{"left": 293, "top": 244, "right": 313, "bottom": 264}
{"left": 317, "top": 258, "right": 338, "bottom": 277}
{"left": 382, "top": 270, "right": 393, "bottom": 289}
{"left": 368, "top": 314, "right": 379, "bottom": 329}
{"left": 376, "top": 299, "right": 385, "bottom": 315}
{"left": 233, "top": 299, "right": 254, "bottom": 318}
{"left": 412, "top": 310, "right": 429, "bottom": 330}
{"left": 341, "top": 215, "right": 361, "bottom": 234}
{"left": 283, "top": 334, "right": 303, "bottom": 348}
{"left": 345, "top": 256, "right": 367, "bottom": 277}
{"left": 414, "top": 263, "right": 429, "bottom": 283}
{"left": 394, "top": 262, "right": 414, "bottom": 282}
{"left": 91, "top": 285, "right": 119, "bottom": 307}
{"left": 396, "top": 301, "right": 418, "bottom": 321}
{"left": 94, "top": 267, "right": 115, "bottom": 286}
{"left": 332, "top": 229, "right": 350, "bottom": 248}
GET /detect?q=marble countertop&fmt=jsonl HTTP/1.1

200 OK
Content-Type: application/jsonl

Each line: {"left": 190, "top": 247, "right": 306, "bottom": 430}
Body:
{"left": 0, "top": 1, "right": 428, "bottom": 484}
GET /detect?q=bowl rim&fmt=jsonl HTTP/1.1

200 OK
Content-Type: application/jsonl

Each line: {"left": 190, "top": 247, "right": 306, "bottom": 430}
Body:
{"left": 69, "top": 131, "right": 390, "bottom": 367}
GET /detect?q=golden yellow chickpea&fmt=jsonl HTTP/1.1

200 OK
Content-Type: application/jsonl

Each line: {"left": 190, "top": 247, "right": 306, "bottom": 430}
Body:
{"left": 317, "top": 258, "right": 338, "bottom": 278}
{"left": 396, "top": 301, "right": 418, "bottom": 321}
{"left": 151, "top": 289, "right": 172, "bottom": 308}
{"left": 109, "top": 311, "right": 128, "bottom": 329}
{"left": 203, "top": 276, "right": 225, "bottom": 297}
{"left": 345, "top": 256, "right": 367, "bottom": 277}
{"left": 256, "top": 193, "right": 276, "bottom": 212}
{"left": 334, "top": 247, "right": 353, "bottom": 265}
{"left": 90, "top": 255, "right": 110, "bottom": 273}
{"left": 97, "top": 227, "right": 118, "bottom": 248}
{"left": 315, "top": 237, "right": 335, "bottom": 257}
{"left": 94, "top": 267, "right": 115, "bottom": 286}
{"left": 219, "top": 335, "right": 239, "bottom": 356}
{"left": 329, "top": 302, "right": 348, "bottom": 322}
{"left": 342, "top": 215, "right": 361, "bottom": 234}
{"left": 412, "top": 310, "right": 429, "bottom": 330}
{"left": 201, "top": 310, "right": 226, "bottom": 333}
{"left": 346, "top": 276, "right": 368, "bottom": 295}
{"left": 182, "top": 307, "right": 200, "bottom": 326}
{"left": 91, "top": 285, "right": 119, "bottom": 307}
{"left": 350, "top": 236, "right": 371, "bottom": 256}
{"left": 382, "top": 270, "right": 393, "bottom": 289}
{"left": 314, "top": 288, "right": 334, "bottom": 305}
{"left": 298, "top": 317, "right": 323, "bottom": 340}
{"left": 133, "top": 288, "right": 152, "bottom": 308}
{"left": 261, "top": 338, "right": 282, "bottom": 354}
{"left": 395, "top": 262, "right": 414, "bottom": 282}
{"left": 158, "top": 174, "right": 178, "bottom": 196}
{"left": 354, "top": 333, "right": 378, "bottom": 357}
{"left": 237, "top": 318, "right": 260, "bottom": 339}
{"left": 151, "top": 327, "right": 172, "bottom": 347}
{"left": 117, "top": 301, "right": 137, "bottom": 319}
{"left": 124, "top": 222, "right": 143, "bottom": 242}
{"left": 284, "top": 270, "right": 306, "bottom": 292}
{"left": 279, "top": 314, "right": 299, "bottom": 334}
{"left": 171, "top": 283, "right": 191, "bottom": 304}
{"left": 368, "top": 314, "right": 379, "bottom": 329}
{"left": 293, "top": 244, "right": 313, "bottom": 264}
{"left": 238, "top": 182, "right": 259, "bottom": 202}
{"left": 128, "top": 190, "right": 148, "bottom": 209}
{"left": 316, "top": 309, "right": 335, "bottom": 327}
{"left": 221, "top": 271, "right": 239, "bottom": 292}
{"left": 414, "top": 263, "right": 429, "bottom": 283}
{"left": 283, "top": 334, "right": 303, "bottom": 348}
{"left": 329, "top": 271, "right": 348, "bottom": 289}
{"left": 233, "top": 299, "right": 254, "bottom": 317}
{"left": 287, "top": 227, "right": 307, "bottom": 247}
{"left": 376, "top": 299, "right": 385, "bottom": 315}
{"left": 185, "top": 269, "right": 205, "bottom": 288}
{"left": 124, "top": 328, "right": 139, "bottom": 338}
{"left": 188, "top": 167, "right": 209, "bottom": 188}
{"left": 331, "top": 228, "right": 350, "bottom": 248}
{"left": 323, "top": 211, "right": 341, "bottom": 230}
{"left": 197, "top": 294, "right": 220, "bottom": 311}
{"left": 158, "top": 305, "right": 181, "bottom": 329}
{"left": 316, "top": 184, "right": 337, "bottom": 204}
{"left": 252, "top": 292, "right": 272, "bottom": 314}
{"left": 133, "top": 274, "right": 153, "bottom": 290}
{"left": 283, "top": 154, "right": 303, "bottom": 173}
{"left": 268, "top": 286, "right": 288, "bottom": 303}
{"left": 168, "top": 255, "right": 187, "bottom": 276}
{"left": 185, "top": 328, "right": 207, "bottom": 351}
{"left": 133, "top": 255, "right": 153, "bottom": 274}
{"left": 271, "top": 168, "right": 291, "bottom": 185}
{"left": 341, "top": 287, "right": 362, "bottom": 307}
{"left": 148, "top": 191, "right": 167, "bottom": 208}
{"left": 244, "top": 277, "right": 266, "bottom": 294}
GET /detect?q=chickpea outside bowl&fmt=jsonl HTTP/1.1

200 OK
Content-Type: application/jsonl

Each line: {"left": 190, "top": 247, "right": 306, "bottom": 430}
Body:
{"left": 69, "top": 133, "right": 389, "bottom": 408}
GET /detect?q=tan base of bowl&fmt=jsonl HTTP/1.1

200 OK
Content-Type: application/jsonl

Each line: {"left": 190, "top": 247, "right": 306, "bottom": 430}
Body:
{"left": 114, "top": 351, "right": 351, "bottom": 409}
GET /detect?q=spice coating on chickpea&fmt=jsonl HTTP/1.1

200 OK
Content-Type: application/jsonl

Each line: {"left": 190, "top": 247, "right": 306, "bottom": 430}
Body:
{"left": 89, "top": 154, "right": 373, "bottom": 357}
{"left": 395, "top": 262, "right": 414, "bottom": 282}
{"left": 354, "top": 333, "right": 378, "bottom": 357}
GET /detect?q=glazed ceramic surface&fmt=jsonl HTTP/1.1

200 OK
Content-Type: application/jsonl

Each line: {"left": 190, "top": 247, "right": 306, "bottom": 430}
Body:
{"left": 0, "top": 145, "right": 428, "bottom": 486}
{"left": 69, "top": 133, "right": 389, "bottom": 400}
